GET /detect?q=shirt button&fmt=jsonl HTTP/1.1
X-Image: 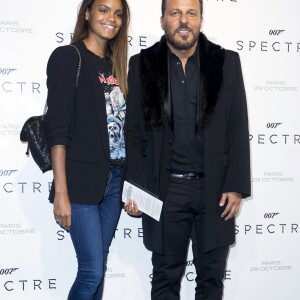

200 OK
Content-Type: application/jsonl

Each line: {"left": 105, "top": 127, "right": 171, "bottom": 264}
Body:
{"left": 177, "top": 62, "right": 180, "bottom": 65}
{"left": 182, "top": 80, "right": 185, "bottom": 84}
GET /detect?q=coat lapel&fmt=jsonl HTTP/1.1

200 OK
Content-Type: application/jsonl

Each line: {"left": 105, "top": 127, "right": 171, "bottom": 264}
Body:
{"left": 198, "top": 33, "right": 225, "bottom": 127}
{"left": 140, "top": 33, "right": 225, "bottom": 130}
{"left": 140, "top": 37, "right": 169, "bottom": 130}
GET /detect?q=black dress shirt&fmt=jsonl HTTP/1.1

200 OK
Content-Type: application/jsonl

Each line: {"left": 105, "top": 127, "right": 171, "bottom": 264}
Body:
{"left": 169, "top": 48, "right": 204, "bottom": 173}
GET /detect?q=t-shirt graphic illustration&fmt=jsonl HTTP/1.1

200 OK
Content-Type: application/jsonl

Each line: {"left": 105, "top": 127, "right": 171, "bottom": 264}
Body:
{"left": 98, "top": 70, "right": 126, "bottom": 162}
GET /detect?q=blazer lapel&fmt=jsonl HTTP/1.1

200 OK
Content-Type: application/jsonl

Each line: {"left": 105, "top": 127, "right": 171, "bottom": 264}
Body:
{"left": 78, "top": 42, "right": 110, "bottom": 160}
{"left": 91, "top": 65, "right": 110, "bottom": 160}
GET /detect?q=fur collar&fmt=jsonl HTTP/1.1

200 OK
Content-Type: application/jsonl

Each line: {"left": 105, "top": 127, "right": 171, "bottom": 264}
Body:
{"left": 140, "top": 33, "right": 225, "bottom": 129}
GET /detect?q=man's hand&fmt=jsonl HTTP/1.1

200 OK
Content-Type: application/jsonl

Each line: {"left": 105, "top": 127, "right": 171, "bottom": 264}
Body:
{"left": 124, "top": 199, "right": 142, "bottom": 217}
{"left": 219, "top": 192, "right": 242, "bottom": 221}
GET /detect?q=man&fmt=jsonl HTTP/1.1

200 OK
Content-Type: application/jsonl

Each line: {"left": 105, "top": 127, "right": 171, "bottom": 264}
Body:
{"left": 125, "top": 0, "right": 251, "bottom": 299}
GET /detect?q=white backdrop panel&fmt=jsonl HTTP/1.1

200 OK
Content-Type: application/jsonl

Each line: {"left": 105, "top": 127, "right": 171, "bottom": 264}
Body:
{"left": 0, "top": 0, "right": 299, "bottom": 299}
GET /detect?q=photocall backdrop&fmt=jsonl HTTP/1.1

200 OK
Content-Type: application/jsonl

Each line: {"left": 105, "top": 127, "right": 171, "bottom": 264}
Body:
{"left": 0, "top": 0, "right": 299, "bottom": 299}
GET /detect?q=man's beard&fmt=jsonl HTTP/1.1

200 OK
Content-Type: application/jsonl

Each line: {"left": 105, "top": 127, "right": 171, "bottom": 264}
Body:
{"left": 165, "top": 24, "right": 200, "bottom": 51}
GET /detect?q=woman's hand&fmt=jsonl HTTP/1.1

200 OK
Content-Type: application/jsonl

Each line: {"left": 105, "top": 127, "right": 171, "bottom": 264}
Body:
{"left": 54, "top": 192, "right": 71, "bottom": 231}
{"left": 124, "top": 199, "right": 142, "bottom": 217}
{"left": 50, "top": 145, "right": 71, "bottom": 230}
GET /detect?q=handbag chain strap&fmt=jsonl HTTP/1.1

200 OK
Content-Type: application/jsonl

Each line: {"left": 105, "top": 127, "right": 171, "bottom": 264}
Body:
{"left": 42, "top": 45, "right": 82, "bottom": 119}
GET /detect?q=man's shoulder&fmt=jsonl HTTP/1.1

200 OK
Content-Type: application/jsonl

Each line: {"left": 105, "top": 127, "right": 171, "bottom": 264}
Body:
{"left": 128, "top": 53, "right": 141, "bottom": 74}
{"left": 224, "top": 49, "right": 239, "bottom": 59}
{"left": 201, "top": 34, "right": 239, "bottom": 62}
{"left": 223, "top": 49, "right": 241, "bottom": 68}
{"left": 132, "top": 37, "right": 167, "bottom": 58}
{"left": 129, "top": 53, "right": 140, "bottom": 64}
{"left": 129, "top": 38, "right": 166, "bottom": 67}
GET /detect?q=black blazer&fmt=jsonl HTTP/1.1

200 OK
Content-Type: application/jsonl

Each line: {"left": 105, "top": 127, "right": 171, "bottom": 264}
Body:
{"left": 44, "top": 41, "right": 111, "bottom": 204}
{"left": 125, "top": 34, "right": 251, "bottom": 254}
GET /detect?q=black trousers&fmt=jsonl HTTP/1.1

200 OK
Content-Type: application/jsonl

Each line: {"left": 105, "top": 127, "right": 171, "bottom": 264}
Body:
{"left": 151, "top": 177, "right": 229, "bottom": 300}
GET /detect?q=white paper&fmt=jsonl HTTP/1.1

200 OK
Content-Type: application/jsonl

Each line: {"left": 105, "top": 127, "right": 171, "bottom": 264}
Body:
{"left": 122, "top": 180, "right": 163, "bottom": 221}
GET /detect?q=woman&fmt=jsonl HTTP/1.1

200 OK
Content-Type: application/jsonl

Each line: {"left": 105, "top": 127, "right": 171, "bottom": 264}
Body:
{"left": 44, "top": 0, "right": 130, "bottom": 298}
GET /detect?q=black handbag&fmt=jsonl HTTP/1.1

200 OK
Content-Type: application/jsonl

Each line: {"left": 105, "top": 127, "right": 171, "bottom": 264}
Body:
{"left": 20, "top": 45, "right": 82, "bottom": 173}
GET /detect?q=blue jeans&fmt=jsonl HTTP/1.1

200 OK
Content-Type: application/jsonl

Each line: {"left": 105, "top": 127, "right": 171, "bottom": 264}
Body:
{"left": 67, "top": 166, "right": 123, "bottom": 300}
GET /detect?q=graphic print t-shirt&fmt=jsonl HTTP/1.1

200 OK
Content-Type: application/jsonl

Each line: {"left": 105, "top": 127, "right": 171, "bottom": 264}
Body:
{"left": 98, "top": 57, "right": 126, "bottom": 164}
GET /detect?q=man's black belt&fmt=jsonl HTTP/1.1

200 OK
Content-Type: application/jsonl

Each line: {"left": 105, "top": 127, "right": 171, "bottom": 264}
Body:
{"left": 170, "top": 171, "right": 204, "bottom": 180}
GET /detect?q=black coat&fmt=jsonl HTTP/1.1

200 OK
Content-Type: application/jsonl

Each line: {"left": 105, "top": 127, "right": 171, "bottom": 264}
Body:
{"left": 44, "top": 41, "right": 111, "bottom": 204}
{"left": 125, "top": 33, "right": 251, "bottom": 254}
